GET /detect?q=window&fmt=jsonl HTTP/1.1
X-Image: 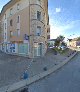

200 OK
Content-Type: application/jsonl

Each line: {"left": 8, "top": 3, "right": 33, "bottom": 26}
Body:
{"left": 5, "top": 23, "right": 6, "bottom": 29}
{"left": 47, "top": 30, "right": 50, "bottom": 33}
{"left": 10, "top": 8, "right": 13, "bottom": 15}
{"left": 17, "top": 16, "right": 20, "bottom": 23}
{"left": 5, "top": 33, "right": 6, "bottom": 39}
{"left": 36, "top": 26, "right": 41, "bottom": 36}
{"left": 37, "top": 0, "right": 41, "bottom": 4}
{"left": 47, "top": 35, "right": 50, "bottom": 39}
{"left": 17, "top": 29, "right": 20, "bottom": 36}
{"left": 34, "top": 43, "right": 42, "bottom": 56}
{"left": 5, "top": 14, "right": 6, "bottom": 19}
{"left": 17, "top": 4, "right": 20, "bottom": 10}
{"left": 10, "top": 19, "right": 13, "bottom": 26}
{"left": 10, "top": 31, "right": 13, "bottom": 37}
{"left": 37, "top": 11, "right": 41, "bottom": 21}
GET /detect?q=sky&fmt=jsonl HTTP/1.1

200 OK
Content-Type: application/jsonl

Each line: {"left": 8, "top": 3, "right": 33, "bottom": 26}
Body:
{"left": 0, "top": 0, "right": 80, "bottom": 40}
{"left": 48, "top": 0, "right": 80, "bottom": 39}
{"left": 0, "top": 0, "right": 10, "bottom": 11}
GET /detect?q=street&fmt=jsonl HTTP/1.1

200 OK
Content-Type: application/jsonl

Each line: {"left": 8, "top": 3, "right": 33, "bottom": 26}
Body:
{"left": 0, "top": 51, "right": 31, "bottom": 87}
{"left": 0, "top": 49, "right": 69, "bottom": 88}
{"left": 29, "top": 52, "right": 80, "bottom": 92}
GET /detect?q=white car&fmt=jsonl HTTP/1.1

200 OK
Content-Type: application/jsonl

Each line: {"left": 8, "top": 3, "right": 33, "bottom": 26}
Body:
{"left": 58, "top": 46, "right": 67, "bottom": 50}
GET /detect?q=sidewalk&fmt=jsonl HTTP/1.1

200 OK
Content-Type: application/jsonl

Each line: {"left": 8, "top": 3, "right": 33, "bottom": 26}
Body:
{"left": 0, "top": 48, "right": 77, "bottom": 89}
{"left": 26, "top": 49, "right": 67, "bottom": 77}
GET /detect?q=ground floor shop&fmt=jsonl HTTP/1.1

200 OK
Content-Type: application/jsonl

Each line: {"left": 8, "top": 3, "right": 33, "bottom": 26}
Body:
{"left": 0, "top": 42, "right": 46, "bottom": 57}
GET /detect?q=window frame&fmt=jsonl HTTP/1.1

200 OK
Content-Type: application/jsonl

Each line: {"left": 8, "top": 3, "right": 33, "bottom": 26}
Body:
{"left": 17, "top": 15, "right": 20, "bottom": 23}
{"left": 10, "top": 19, "right": 13, "bottom": 26}
{"left": 10, "top": 8, "right": 13, "bottom": 15}
{"left": 17, "top": 4, "right": 20, "bottom": 10}
{"left": 36, "top": 26, "right": 41, "bottom": 36}
{"left": 37, "top": 11, "right": 41, "bottom": 21}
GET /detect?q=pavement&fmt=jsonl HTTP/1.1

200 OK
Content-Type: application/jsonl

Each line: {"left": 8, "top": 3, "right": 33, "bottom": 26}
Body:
{"left": 29, "top": 52, "right": 80, "bottom": 92}
{"left": 0, "top": 48, "right": 76, "bottom": 88}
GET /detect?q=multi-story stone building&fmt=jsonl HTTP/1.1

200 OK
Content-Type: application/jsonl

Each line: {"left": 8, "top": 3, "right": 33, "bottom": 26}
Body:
{"left": 0, "top": 14, "right": 1, "bottom": 43}
{"left": 0, "top": 0, "right": 50, "bottom": 57}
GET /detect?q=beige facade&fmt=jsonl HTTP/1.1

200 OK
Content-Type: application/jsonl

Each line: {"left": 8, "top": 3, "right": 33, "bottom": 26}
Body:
{"left": 69, "top": 40, "right": 77, "bottom": 47}
{"left": 0, "top": 14, "right": 1, "bottom": 43}
{"left": 0, "top": 0, "right": 50, "bottom": 57}
{"left": 69, "top": 38, "right": 80, "bottom": 48}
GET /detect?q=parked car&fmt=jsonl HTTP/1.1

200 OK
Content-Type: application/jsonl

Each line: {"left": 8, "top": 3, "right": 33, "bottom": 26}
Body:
{"left": 61, "top": 46, "right": 67, "bottom": 50}
{"left": 58, "top": 46, "right": 67, "bottom": 50}
{"left": 49, "top": 46, "right": 55, "bottom": 49}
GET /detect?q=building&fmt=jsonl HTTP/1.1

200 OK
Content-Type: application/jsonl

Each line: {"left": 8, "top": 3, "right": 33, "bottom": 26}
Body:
{"left": 0, "top": 0, "right": 50, "bottom": 57}
{"left": 48, "top": 39, "right": 56, "bottom": 47}
{"left": 47, "top": 17, "right": 50, "bottom": 40}
{"left": 67, "top": 39, "right": 72, "bottom": 47}
{"left": 0, "top": 14, "right": 1, "bottom": 43}
{"left": 68, "top": 37, "right": 80, "bottom": 48}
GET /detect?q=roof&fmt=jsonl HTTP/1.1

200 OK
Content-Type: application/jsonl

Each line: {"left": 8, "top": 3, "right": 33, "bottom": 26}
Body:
{"left": 48, "top": 39, "right": 56, "bottom": 41}
{"left": 1, "top": 0, "right": 20, "bottom": 17}
{"left": 72, "top": 37, "right": 80, "bottom": 41}
{"left": 68, "top": 39, "right": 72, "bottom": 41}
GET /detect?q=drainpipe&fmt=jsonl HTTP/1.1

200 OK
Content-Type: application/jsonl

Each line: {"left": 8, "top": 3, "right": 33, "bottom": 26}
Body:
{"left": 29, "top": 0, "right": 30, "bottom": 57}
{"left": 29, "top": 0, "right": 34, "bottom": 59}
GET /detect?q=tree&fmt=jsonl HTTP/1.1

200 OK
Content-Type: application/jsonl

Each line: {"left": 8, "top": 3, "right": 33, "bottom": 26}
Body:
{"left": 54, "top": 35, "right": 65, "bottom": 47}
{"left": 57, "top": 35, "right": 65, "bottom": 42}
{"left": 77, "top": 37, "right": 80, "bottom": 41}
{"left": 61, "top": 42, "right": 67, "bottom": 46}
{"left": 54, "top": 39, "right": 60, "bottom": 47}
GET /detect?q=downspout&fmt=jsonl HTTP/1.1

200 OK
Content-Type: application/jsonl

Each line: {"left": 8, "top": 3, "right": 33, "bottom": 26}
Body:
{"left": 29, "top": 0, "right": 30, "bottom": 57}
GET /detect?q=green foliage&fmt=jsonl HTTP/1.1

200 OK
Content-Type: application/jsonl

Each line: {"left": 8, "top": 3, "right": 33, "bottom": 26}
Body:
{"left": 77, "top": 37, "right": 80, "bottom": 41}
{"left": 47, "top": 43, "right": 50, "bottom": 47}
{"left": 54, "top": 39, "right": 60, "bottom": 47}
{"left": 54, "top": 35, "right": 65, "bottom": 47}
{"left": 57, "top": 35, "right": 65, "bottom": 42}
{"left": 61, "top": 42, "right": 67, "bottom": 46}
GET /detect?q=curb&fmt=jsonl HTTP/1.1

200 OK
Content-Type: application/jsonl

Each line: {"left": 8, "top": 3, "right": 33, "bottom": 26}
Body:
{"left": 0, "top": 52, "right": 78, "bottom": 92}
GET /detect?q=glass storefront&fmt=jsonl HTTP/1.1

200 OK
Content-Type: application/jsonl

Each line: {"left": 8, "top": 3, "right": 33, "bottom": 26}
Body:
{"left": 18, "top": 43, "right": 29, "bottom": 55}
{"left": 34, "top": 43, "right": 43, "bottom": 56}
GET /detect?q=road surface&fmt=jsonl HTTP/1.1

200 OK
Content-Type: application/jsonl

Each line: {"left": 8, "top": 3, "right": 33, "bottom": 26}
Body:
{"left": 0, "top": 49, "right": 66, "bottom": 87}
{"left": 29, "top": 52, "right": 80, "bottom": 92}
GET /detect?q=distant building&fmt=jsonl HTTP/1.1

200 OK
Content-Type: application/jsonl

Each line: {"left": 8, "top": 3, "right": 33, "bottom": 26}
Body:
{"left": 48, "top": 39, "right": 56, "bottom": 47}
{"left": 67, "top": 39, "right": 72, "bottom": 47}
{"left": 68, "top": 37, "right": 80, "bottom": 48}
{"left": 0, "top": 14, "right": 1, "bottom": 43}
{"left": 0, "top": 0, "right": 50, "bottom": 57}
{"left": 47, "top": 16, "right": 50, "bottom": 40}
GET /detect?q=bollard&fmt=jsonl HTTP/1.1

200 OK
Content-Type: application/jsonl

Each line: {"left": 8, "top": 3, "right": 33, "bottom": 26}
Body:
{"left": 19, "top": 88, "right": 28, "bottom": 92}
{"left": 43, "top": 67, "right": 47, "bottom": 71}
{"left": 23, "top": 71, "right": 28, "bottom": 79}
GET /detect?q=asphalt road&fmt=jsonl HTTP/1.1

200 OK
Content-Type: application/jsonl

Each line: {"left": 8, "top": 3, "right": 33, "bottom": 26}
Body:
{"left": 29, "top": 52, "right": 80, "bottom": 92}
{"left": 0, "top": 51, "right": 31, "bottom": 87}
{"left": 0, "top": 49, "right": 66, "bottom": 88}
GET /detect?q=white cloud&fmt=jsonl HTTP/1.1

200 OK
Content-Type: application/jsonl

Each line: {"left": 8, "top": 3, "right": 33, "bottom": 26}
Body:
{"left": 56, "top": 8, "right": 61, "bottom": 13}
{"left": 49, "top": 7, "right": 61, "bottom": 16}
{"left": 50, "top": 26, "right": 63, "bottom": 39}
{"left": 50, "top": 19, "right": 74, "bottom": 39}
